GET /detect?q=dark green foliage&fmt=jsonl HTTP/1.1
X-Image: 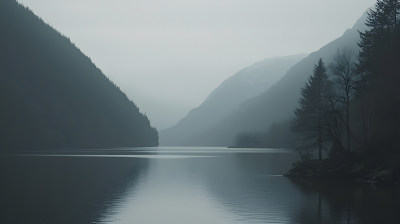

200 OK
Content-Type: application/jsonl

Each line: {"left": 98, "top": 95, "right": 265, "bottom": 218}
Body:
{"left": 358, "top": 0, "right": 399, "bottom": 80}
{"left": 355, "top": 0, "right": 400, "bottom": 152}
{"left": 289, "top": 0, "right": 400, "bottom": 183}
{"left": 294, "top": 0, "right": 400, "bottom": 159}
{"left": 0, "top": 0, "right": 158, "bottom": 151}
{"left": 292, "top": 59, "right": 333, "bottom": 160}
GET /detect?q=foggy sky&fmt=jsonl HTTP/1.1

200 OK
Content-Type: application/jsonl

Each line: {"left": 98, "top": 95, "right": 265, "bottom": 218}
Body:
{"left": 17, "top": 0, "right": 375, "bottom": 129}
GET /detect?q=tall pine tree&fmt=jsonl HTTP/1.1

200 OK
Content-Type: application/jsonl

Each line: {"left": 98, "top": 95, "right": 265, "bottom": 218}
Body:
{"left": 293, "top": 59, "right": 332, "bottom": 161}
{"left": 356, "top": 0, "right": 400, "bottom": 152}
{"left": 358, "top": 0, "right": 400, "bottom": 78}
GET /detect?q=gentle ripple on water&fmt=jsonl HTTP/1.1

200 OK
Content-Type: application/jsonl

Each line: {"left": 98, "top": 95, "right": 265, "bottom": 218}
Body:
{"left": 1, "top": 147, "right": 399, "bottom": 224}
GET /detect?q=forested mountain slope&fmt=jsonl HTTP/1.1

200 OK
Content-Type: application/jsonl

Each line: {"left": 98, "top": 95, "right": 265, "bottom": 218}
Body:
{"left": 0, "top": 0, "right": 158, "bottom": 150}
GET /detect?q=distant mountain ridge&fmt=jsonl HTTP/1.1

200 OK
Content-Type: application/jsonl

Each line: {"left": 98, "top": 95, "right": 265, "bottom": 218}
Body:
{"left": 161, "top": 11, "right": 368, "bottom": 146}
{"left": 160, "top": 54, "right": 306, "bottom": 145}
{"left": 0, "top": 0, "right": 158, "bottom": 150}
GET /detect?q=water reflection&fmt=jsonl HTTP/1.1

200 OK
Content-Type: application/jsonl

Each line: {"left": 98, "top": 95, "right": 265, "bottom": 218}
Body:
{"left": 97, "top": 150, "right": 303, "bottom": 224}
{"left": 97, "top": 155, "right": 240, "bottom": 224}
{"left": 97, "top": 148, "right": 400, "bottom": 224}
{"left": 0, "top": 155, "right": 148, "bottom": 224}
{"left": 290, "top": 179, "right": 400, "bottom": 224}
{"left": 1, "top": 148, "right": 399, "bottom": 224}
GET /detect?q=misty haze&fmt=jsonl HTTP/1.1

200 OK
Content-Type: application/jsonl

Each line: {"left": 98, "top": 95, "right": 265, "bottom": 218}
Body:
{"left": 1, "top": 0, "right": 400, "bottom": 223}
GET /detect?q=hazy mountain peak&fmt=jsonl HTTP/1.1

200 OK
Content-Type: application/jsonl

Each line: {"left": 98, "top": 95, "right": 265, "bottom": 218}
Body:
{"left": 160, "top": 10, "right": 369, "bottom": 146}
{"left": 160, "top": 54, "right": 306, "bottom": 145}
{"left": 352, "top": 9, "right": 370, "bottom": 31}
{"left": 204, "top": 54, "right": 307, "bottom": 104}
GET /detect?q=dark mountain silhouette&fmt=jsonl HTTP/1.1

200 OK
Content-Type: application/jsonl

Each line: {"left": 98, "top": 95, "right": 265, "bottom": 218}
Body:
{"left": 162, "top": 12, "right": 368, "bottom": 147}
{"left": 160, "top": 54, "right": 306, "bottom": 145}
{"left": 0, "top": 0, "right": 158, "bottom": 151}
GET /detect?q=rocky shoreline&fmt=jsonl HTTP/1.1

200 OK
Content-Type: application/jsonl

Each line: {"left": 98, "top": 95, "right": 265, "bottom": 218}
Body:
{"left": 284, "top": 159, "right": 400, "bottom": 187}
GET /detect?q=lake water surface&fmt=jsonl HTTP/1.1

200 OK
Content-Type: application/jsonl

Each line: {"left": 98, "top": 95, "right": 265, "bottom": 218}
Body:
{"left": 1, "top": 147, "right": 399, "bottom": 224}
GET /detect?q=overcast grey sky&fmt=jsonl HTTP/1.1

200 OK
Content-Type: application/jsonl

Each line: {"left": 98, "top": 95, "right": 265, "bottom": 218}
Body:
{"left": 17, "top": 0, "right": 375, "bottom": 129}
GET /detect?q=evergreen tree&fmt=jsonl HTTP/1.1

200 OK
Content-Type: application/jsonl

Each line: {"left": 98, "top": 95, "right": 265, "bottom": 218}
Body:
{"left": 358, "top": 0, "right": 400, "bottom": 78}
{"left": 356, "top": 0, "right": 400, "bottom": 151}
{"left": 292, "top": 59, "right": 332, "bottom": 161}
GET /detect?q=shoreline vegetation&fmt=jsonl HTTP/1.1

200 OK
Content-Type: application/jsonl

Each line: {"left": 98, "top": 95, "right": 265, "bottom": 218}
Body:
{"left": 284, "top": 156, "right": 400, "bottom": 187}
{"left": 228, "top": 145, "right": 400, "bottom": 186}
{"left": 231, "top": 0, "right": 400, "bottom": 188}
{"left": 284, "top": 0, "right": 400, "bottom": 187}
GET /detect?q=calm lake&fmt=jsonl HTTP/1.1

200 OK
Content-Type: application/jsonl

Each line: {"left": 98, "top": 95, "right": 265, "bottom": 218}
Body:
{"left": 1, "top": 147, "right": 399, "bottom": 224}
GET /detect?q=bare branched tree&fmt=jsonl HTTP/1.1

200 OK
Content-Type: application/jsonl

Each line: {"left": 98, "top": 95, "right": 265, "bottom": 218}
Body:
{"left": 330, "top": 49, "right": 357, "bottom": 152}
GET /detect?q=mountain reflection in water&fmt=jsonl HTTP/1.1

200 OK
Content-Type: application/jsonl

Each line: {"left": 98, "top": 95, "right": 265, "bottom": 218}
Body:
{"left": 0, "top": 147, "right": 399, "bottom": 224}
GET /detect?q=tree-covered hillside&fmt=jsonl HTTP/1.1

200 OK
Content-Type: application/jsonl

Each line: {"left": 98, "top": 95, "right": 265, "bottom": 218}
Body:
{"left": 0, "top": 0, "right": 158, "bottom": 150}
